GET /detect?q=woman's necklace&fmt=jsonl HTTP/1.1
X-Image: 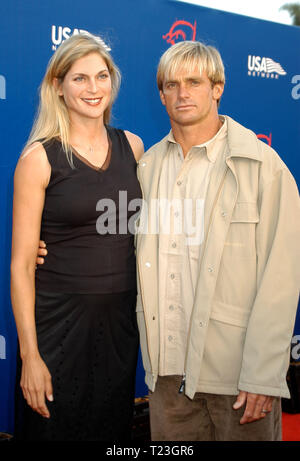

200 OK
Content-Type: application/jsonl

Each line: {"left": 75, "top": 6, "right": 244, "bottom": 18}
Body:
{"left": 72, "top": 139, "right": 109, "bottom": 168}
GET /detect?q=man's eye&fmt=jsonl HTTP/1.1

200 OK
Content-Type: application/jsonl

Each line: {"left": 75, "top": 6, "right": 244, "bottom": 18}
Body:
{"left": 166, "top": 82, "right": 176, "bottom": 89}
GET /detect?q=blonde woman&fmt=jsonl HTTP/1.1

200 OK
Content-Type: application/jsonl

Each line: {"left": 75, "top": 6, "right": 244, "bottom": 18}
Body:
{"left": 11, "top": 33, "right": 144, "bottom": 441}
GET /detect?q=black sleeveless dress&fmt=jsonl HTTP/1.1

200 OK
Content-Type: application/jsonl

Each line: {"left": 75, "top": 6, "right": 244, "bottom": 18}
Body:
{"left": 14, "top": 127, "right": 142, "bottom": 441}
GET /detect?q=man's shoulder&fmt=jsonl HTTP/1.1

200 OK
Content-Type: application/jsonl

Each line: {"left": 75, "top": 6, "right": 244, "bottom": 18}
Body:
{"left": 226, "top": 115, "right": 292, "bottom": 184}
{"left": 137, "top": 134, "right": 170, "bottom": 184}
{"left": 142, "top": 134, "right": 170, "bottom": 159}
{"left": 227, "top": 116, "right": 286, "bottom": 164}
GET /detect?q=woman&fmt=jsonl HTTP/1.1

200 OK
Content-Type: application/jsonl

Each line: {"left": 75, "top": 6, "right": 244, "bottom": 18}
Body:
{"left": 11, "top": 33, "right": 144, "bottom": 441}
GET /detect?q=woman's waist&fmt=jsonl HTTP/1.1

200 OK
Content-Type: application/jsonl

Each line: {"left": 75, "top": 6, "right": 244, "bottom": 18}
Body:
{"left": 35, "top": 269, "right": 137, "bottom": 294}
{"left": 36, "top": 241, "right": 135, "bottom": 275}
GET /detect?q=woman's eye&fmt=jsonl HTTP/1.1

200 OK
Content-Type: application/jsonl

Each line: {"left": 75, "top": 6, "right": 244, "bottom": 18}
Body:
{"left": 98, "top": 73, "right": 109, "bottom": 80}
{"left": 74, "top": 76, "right": 84, "bottom": 82}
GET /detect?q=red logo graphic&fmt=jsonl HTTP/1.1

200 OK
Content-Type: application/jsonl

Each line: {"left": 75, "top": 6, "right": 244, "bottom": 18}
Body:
{"left": 163, "top": 20, "right": 197, "bottom": 46}
{"left": 257, "top": 133, "right": 272, "bottom": 146}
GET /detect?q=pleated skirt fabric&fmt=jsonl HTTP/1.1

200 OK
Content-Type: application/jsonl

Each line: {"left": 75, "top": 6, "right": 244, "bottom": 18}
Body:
{"left": 14, "top": 289, "right": 139, "bottom": 441}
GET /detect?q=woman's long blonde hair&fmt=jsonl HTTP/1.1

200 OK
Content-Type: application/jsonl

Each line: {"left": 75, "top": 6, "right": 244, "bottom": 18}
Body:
{"left": 26, "top": 33, "right": 121, "bottom": 164}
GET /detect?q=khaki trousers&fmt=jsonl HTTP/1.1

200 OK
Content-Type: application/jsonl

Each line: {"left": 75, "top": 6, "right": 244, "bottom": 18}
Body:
{"left": 149, "top": 376, "right": 282, "bottom": 441}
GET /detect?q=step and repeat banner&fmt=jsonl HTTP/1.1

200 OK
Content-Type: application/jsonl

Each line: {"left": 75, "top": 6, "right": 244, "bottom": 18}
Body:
{"left": 0, "top": 0, "right": 299, "bottom": 433}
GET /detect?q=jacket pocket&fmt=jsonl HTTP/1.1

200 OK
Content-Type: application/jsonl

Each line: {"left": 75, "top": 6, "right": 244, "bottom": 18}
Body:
{"left": 210, "top": 300, "right": 250, "bottom": 328}
{"left": 215, "top": 202, "right": 259, "bottom": 312}
{"left": 231, "top": 202, "right": 259, "bottom": 223}
{"left": 200, "top": 301, "right": 248, "bottom": 388}
{"left": 224, "top": 202, "right": 259, "bottom": 258}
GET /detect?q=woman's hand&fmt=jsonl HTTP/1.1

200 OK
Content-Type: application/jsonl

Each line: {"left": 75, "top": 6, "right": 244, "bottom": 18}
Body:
{"left": 21, "top": 353, "right": 53, "bottom": 418}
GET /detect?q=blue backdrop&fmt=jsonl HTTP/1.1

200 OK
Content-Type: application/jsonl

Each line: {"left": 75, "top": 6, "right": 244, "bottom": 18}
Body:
{"left": 0, "top": 0, "right": 299, "bottom": 434}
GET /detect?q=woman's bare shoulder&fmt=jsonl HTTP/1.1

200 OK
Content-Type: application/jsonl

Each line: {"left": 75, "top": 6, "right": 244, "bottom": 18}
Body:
{"left": 15, "top": 141, "right": 50, "bottom": 187}
{"left": 124, "top": 130, "right": 144, "bottom": 162}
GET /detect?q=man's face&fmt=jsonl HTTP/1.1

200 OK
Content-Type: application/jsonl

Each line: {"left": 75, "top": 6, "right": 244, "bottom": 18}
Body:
{"left": 160, "top": 67, "right": 224, "bottom": 128}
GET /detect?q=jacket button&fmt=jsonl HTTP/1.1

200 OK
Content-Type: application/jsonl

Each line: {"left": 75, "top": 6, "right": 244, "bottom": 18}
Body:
{"left": 221, "top": 211, "right": 227, "bottom": 217}
{"left": 208, "top": 267, "right": 213, "bottom": 273}
{"left": 145, "top": 262, "right": 151, "bottom": 268}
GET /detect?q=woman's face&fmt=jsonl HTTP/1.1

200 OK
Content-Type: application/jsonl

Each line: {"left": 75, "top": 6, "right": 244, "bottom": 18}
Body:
{"left": 57, "top": 52, "right": 112, "bottom": 123}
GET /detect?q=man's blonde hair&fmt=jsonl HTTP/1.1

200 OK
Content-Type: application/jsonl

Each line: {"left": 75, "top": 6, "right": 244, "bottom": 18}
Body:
{"left": 25, "top": 33, "right": 121, "bottom": 165}
{"left": 157, "top": 40, "right": 225, "bottom": 93}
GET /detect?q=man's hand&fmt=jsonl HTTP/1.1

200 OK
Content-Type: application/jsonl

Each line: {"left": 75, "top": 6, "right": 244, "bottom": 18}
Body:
{"left": 233, "top": 391, "right": 274, "bottom": 424}
{"left": 36, "top": 240, "right": 47, "bottom": 265}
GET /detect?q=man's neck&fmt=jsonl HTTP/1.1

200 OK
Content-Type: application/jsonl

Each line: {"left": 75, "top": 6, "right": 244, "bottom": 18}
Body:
{"left": 171, "top": 115, "right": 223, "bottom": 158}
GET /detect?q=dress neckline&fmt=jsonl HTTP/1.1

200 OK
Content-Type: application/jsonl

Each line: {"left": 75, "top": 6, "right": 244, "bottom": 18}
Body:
{"left": 71, "top": 131, "right": 112, "bottom": 172}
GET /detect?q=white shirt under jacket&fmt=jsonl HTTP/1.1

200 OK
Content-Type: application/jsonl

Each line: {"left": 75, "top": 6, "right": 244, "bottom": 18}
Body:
{"left": 158, "top": 116, "right": 228, "bottom": 376}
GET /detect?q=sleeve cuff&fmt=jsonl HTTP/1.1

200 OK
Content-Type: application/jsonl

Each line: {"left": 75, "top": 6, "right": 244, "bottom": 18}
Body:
{"left": 238, "top": 381, "right": 290, "bottom": 399}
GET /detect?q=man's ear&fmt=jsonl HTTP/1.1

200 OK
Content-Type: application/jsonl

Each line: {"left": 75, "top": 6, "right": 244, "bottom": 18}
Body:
{"left": 212, "top": 82, "right": 224, "bottom": 102}
{"left": 53, "top": 77, "right": 63, "bottom": 97}
{"left": 159, "top": 90, "right": 166, "bottom": 106}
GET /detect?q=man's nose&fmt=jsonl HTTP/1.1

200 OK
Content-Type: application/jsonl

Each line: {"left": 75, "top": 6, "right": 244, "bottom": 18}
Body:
{"left": 178, "top": 83, "right": 189, "bottom": 98}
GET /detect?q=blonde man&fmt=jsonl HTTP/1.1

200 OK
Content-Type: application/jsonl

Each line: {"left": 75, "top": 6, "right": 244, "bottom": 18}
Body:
{"left": 135, "top": 41, "right": 300, "bottom": 441}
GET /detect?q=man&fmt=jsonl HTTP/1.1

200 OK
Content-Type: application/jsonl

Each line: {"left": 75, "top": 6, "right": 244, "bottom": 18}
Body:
{"left": 135, "top": 41, "right": 300, "bottom": 441}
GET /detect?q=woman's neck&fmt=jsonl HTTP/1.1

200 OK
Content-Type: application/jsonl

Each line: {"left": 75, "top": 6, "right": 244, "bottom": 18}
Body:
{"left": 69, "top": 116, "right": 107, "bottom": 147}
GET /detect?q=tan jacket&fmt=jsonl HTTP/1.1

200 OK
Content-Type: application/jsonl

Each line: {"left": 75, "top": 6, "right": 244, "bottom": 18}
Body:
{"left": 136, "top": 116, "right": 300, "bottom": 399}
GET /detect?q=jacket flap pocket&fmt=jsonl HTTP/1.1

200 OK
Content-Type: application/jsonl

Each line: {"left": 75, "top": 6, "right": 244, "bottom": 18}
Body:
{"left": 231, "top": 202, "right": 259, "bottom": 223}
{"left": 210, "top": 300, "right": 250, "bottom": 328}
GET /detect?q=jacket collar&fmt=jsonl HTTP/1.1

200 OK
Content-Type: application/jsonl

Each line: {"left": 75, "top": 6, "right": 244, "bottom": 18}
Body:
{"left": 141, "top": 115, "right": 263, "bottom": 165}
{"left": 225, "top": 115, "right": 263, "bottom": 162}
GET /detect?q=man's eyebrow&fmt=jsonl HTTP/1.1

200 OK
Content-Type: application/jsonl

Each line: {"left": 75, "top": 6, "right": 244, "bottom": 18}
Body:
{"left": 164, "top": 75, "right": 204, "bottom": 84}
{"left": 184, "top": 75, "right": 204, "bottom": 81}
{"left": 164, "top": 78, "right": 178, "bottom": 84}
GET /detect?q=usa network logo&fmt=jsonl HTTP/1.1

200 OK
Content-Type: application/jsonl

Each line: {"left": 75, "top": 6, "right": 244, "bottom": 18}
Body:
{"left": 248, "top": 55, "right": 287, "bottom": 79}
{"left": 0, "top": 74, "right": 6, "bottom": 100}
{"left": 51, "top": 25, "right": 111, "bottom": 52}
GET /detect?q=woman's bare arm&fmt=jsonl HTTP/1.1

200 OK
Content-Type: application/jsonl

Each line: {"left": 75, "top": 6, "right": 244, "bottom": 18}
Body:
{"left": 11, "top": 142, "right": 53, "bottom": 418}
